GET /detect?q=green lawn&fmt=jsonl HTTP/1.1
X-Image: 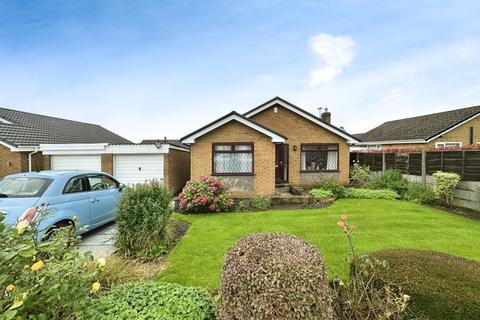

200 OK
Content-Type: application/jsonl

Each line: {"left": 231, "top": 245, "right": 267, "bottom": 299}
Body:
{"left": 158, "top": 199, "right": 480, "bottom": 289}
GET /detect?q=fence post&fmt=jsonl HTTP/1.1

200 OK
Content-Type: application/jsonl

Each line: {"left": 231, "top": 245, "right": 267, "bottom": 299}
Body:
{"left": 382, "top": 152, "right": 386, "bottom": 172}
{"left": 421, "top": 150, "right": 427, "bottom": 186}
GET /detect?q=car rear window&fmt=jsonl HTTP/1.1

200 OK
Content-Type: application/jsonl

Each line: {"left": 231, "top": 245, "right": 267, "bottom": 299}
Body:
{"left": 0, "top": 177, "right": 53, "bottom": 198}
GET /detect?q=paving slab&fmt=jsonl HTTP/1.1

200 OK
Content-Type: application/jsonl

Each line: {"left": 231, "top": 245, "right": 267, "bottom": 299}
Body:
{"left": 77, "top": 222, "right": 116, "bottom": 259}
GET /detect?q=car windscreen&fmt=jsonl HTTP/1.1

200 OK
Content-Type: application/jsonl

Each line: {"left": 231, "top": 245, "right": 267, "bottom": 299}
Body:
{"left": 0, "top": 177, "right": 53, "bottom": 198}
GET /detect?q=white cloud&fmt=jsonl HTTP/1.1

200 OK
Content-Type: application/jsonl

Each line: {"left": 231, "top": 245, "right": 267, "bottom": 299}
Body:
{"left": 309, "top": 33, "right": 355, "bottom": 86}
{"left": 260, "top": 74, "right": 273, "bottom": 81}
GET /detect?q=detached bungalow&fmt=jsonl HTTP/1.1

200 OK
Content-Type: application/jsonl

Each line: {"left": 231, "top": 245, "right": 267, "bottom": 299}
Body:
{"left": 0, "top": 107, "right": 189, "bottom": 193}
{"left": 181, "top": 97, "right": 359, "bottom": 196}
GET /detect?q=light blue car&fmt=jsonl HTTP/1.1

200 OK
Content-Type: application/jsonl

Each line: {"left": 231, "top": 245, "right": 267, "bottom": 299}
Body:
{"left": 0, "top": 170, "right": 124, "bottom": 238}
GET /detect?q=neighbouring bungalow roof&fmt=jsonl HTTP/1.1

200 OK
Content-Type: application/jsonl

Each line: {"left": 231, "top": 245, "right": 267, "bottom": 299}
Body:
{"left": 355, "top": 105, "right": 480, "bottom": 144}
{"left": 0, "top": 107, "right": 131, "bottom": 148}
{"left": 180, "top": 111, "right": 287, "bottom": 144}
{"left": 244, "top": 96, "right": 359, "bottom": 143}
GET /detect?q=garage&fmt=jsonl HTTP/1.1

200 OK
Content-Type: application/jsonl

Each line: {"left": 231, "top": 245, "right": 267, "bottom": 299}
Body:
{"left": 114, "top": 154, "right": 164, "bottom": 185}
{"left": 51, "top": 155, "right": 102, "bottom": 171}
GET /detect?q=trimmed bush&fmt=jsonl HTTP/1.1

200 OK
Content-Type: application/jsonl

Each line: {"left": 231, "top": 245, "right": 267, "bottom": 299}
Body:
{"left": 84, "top": 281, "right": 215, "bottom": 320}
{"left": 372, "top": 169, "right": 408, "bottom": 195}
{"left": 344, "top": 188, "right": 398, "bottom": 200}
{"left": 373, "top": 249, "right": 480, "bottom": 320}
{"left": 313, "top": 179, "right": 345, "bottom": 198}
{"left": 115, "top": 180, "right": 173, "bottom": 259}
{"left": 237, "top": 196, "right": 271, "bottom": 211}
{"left": 350, "top": 163, "right": 370, "bottom": 186}
{"left": 405, "top": 183, "right": 436, "bottom": 204}
{"left": 179, "top": 176, "right": 234, "bottom": 213}
{"left": 310, "top": 188, "right": 335, "bottom": 200}
{"left": 220, "top": 233, "right": 334, "bottom": 320}
{"left": 433, "top": 171, "right": 460, "bottom": 205}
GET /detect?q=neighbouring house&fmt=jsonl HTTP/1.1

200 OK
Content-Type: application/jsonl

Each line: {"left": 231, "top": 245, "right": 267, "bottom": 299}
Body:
{"left": 181, "top": 97, "right": 359, "bottom": 196}
{"left": 0, "top": 107, "right": 190, "bottom": 193}
{"left": 353, "top": 105, "right": 480, "bottom": 151}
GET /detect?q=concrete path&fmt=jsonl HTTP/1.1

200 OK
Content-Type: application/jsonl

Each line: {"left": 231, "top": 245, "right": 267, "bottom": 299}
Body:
{"left": 77, "top": 222, "right": 117, "bottom": 259}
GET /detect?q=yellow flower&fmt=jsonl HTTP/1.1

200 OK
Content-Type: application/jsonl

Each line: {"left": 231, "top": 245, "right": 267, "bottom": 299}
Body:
{"left": 31, "top": 260, "right": 45, "bottom": 272}
{"left": 6, "top": 284, "right": 14, "bottom": 292}
{"left": 16, "top": 220, "right": 29, "bottom": 234}
{"left": 9, "top": 293, "right": 26, "bottom": 310}
{"left": 91, "top": 281, "right": 101, "bottom": 293}
{"left": 97, "top": 258, "right": 106, "bottom": 268}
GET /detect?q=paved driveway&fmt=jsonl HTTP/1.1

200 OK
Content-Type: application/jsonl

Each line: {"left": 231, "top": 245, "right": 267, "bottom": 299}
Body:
{"left": 77, "top": 222, "right": 116, "bottom": 259}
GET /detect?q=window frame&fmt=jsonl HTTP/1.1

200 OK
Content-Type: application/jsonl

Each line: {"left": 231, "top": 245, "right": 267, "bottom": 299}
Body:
{"left": 299, "top": 143, "right": 340, "bottom": 173}
{"left": 212, "top": 142, "right": 255, "bottom": 176}
{"left": 85, "top": 174, "right": 120, "bottom": 192}
{"left": 62, "top": 175, "right": 88, "bottom": 194}
{"left": 435, "top": 142, "right": 462, "bottom": 149}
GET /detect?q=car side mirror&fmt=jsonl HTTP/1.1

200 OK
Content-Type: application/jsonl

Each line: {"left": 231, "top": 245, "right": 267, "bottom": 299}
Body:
{"left": 118, "top": 183, "right": 126, "bottom": 191}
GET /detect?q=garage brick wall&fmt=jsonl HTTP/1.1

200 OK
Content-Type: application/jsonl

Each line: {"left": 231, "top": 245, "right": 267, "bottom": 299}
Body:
{"left": 0, "top": 145, "right": 51, "bottom": 178}
{"left": 250, "top": 105, "right": 350, "bottom": 184}
{"left": 190, "top": 121, "right": 276, "bottom": 196}
{"left": 164, "top": 148, "right": 190, "bottom": 194}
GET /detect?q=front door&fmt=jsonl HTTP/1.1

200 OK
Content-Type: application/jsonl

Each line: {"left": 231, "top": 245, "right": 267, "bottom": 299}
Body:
{"left": 275, "top": 144, "right": 289, "bottom": 184}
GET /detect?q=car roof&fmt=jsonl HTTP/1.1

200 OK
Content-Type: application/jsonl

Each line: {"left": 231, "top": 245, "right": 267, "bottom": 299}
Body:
{"left": 4, "top": 170, "right": 104, "bottom": 179}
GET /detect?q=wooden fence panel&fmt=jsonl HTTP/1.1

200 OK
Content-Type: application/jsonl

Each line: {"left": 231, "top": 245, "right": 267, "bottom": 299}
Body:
{"left": 442, "top": 151, "right": 464, "bottom": 176}
{"left": 385, "top": 153, "right": 396, "bottom": 169}
{"left": 408, "top": 153, "right": 422, "bottom": 176}
{"left": 464, "top": 151, "right": 480, "bottom": 181}
{"left": 426, "top": 152, "right": 441, "bottom": 175}
{"left": 373, "top": 153, "right": 383, "bottom": 171}
{"left": 395, "top": 154, "right": 409, "bottom": 173}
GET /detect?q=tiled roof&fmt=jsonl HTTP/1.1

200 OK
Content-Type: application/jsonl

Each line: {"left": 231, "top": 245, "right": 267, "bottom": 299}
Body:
{"left": 357, "top": 105, "right": 480, "bottom": 143}
{"left": 140, "top": 139, "right": 190, "bottom": 149}
{"left": 0, "top": 107, "right": 131, "bottom": 147}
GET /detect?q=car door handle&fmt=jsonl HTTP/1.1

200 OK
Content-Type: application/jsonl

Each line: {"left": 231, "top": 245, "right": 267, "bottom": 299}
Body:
{"left": 90, "top": 199, "right": 99, "bottom": 203}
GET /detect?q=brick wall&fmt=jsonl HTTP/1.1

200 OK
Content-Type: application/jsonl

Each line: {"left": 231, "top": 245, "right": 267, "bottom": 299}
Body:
{"left": 250, "top": 105, "right": 350, "bottom": 184}
{"left": 164, "top": 148, "right": 190, "bottom": 194}
{"left": 101, "top": 154, "right": 113, "bottom": 175}
{"left": 190, "top": 121, "right": 276, "bottom": 196}
{"left": 0, "top": 146, "right": 51, "bottom": 177}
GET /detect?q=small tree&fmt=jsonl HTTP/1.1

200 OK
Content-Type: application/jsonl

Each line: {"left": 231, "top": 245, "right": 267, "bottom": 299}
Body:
{"left": 350, "top": 163, "right": 370, "bottom": 186}
{"left": 432, "top": 172, "right": 460, "bottom": 205}
{"left": 115, "top": 180, "right": 173, "bottom": 259}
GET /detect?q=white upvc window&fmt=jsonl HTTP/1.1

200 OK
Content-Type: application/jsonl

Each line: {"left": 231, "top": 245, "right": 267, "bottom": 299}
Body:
{"left": 435, "top": 142, "right": 462, "bottom": 149}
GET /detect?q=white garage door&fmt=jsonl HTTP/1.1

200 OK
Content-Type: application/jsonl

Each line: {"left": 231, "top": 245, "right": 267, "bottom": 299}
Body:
{"left": 114, "top": 154, "right": 164, "bottom": 185}
{"left": 51, "top": 155, "right": 102, "bottom": 171}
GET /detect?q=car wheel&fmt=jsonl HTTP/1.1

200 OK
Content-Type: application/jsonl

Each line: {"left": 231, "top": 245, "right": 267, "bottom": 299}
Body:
{"left": 45, "top": 221, "right": 75, "bottom": 241}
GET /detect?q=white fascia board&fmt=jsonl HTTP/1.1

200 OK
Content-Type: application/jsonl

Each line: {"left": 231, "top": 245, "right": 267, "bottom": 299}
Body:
{"left": 168, "top": 145, "right": 190, "bottom": 152}
{"left": 244, "top": 99, "right": 359, "bottom": 143}
{"left": 181, "top": 114, "right": 286, "bottom": 144}
{"left": 39, "top": 143, "right": 108, "bottom": 155}
{"left": 106, "top": 144, "right": 169, "bottom": 154}
{"left": 354, "top": 139, "right": 426, "bottom": 145}
{"left": 426, "top": 112, "right": 480, "bottom": 142}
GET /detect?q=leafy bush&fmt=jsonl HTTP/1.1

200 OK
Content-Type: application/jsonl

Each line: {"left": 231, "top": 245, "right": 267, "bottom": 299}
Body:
{"left": 0, "top": 208, "right": 102, "bottom": 319}
{"left": 310, "top": 188, "right": 336, "bottom": 200}
{"left": 115, "top": 180, "right": 173, "bottom": 259}
{"left": 84, "top": 281, "right": 215, "bottom": 320}
{"left": 179, "top": 176, "right": 234, "bottom": 213}
{"left": 344, "top": 188, "right": 398, "bottom": 200}
{"left": 333, "top": 215, "right": 412, "bottom": 320}
{"left": 313, "top": 179, "right": 345, "bottom": 198}
{"left": 350, "top": 163, "right": 370, "bottom": 186}
{"left": 372, "top": 169, "right": 408, "bottom": 195}
{"left": 237, "top": 196, "right": 271, "bottom": 211}
{"left": 373, "top": 249, "right": 480, "bottom": 320}
{"left": 220, "top": 233, "right": 334, "bottom": 320}
{"left": 405, "top": 183, "right": 436, "bottom": 204}
{"left": 432, "top": 171, "right": 460, "bottom": 205}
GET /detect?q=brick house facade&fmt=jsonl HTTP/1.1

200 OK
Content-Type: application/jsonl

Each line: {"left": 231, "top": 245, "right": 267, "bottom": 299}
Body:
{"left": 182, "top": 97, "right": 359, "bottom": 196}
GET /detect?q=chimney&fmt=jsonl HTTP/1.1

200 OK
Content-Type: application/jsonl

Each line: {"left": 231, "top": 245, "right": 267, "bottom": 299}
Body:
{"left": 321, "top": 107, "right": 331, "bottom": 124}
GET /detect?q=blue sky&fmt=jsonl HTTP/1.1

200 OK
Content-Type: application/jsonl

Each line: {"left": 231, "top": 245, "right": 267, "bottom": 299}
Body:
{"left": 1, "top": 0, "right": 479, "bottom": 142}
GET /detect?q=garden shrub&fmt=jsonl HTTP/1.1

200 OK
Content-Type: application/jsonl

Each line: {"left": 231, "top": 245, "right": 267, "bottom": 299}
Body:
{"left": 310, "top": 188, "right": 335, "bottom": 200}
{"left": 405, "top": 183, "right": 436, "bottom": 204}
{"left": 373, "top": 249, "right": 480, "bottom": 320}
{"left": 84, "top": 281, "right": 215, "bottom": 320}
{"left": 313, "top": 178, "right": 345, "bottom": 198}
{"left": 0, "top": 208, "right": 102, "bottom": 319}
{"left": 372, "top": 169, "right": 408, "bottom": 195}
{"left": 432, "top": 171, "right": 460, "bottom": 205}
{"left": 179, "top": 176, "right": 234, "bottom": 213}
{"left": 344, "top": 188, "right": 398, "bottom": 200}
{"left": 220, "top": 233, "right": 334, "bottom": 320}
{"left": 350, "top": 163, "right": 370, "bottom": 186}
{"left": 115, "top": 180, "right": 173, "bottom": 259}
{"left": 237, "top": 196, "right": 271, "bottom": 211}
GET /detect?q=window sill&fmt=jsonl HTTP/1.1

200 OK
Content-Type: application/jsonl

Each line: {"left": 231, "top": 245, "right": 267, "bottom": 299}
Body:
{"left": 300, "top": 170, "right": 340, "bottom": 173}
{"left": 212, "top": 173, "right": 255, "bottom": 177}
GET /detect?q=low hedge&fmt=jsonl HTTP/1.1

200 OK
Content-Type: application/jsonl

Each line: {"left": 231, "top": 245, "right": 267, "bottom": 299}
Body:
{"left": 310, "top": 188, "right": 335, "bottom": 200}
{"left": 372, "top": 249, "right": 480, "bottom": 320}
{"left": 83, "top": 281, "right": 215, "bottom": 320}
{"left": 344, "top": 188, "right": 398, "bottom": 200}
